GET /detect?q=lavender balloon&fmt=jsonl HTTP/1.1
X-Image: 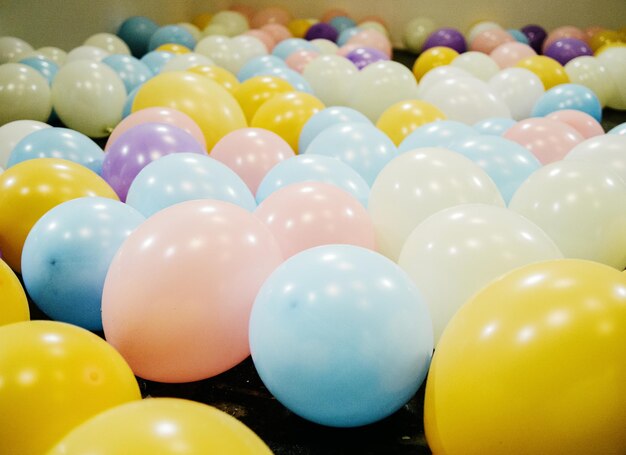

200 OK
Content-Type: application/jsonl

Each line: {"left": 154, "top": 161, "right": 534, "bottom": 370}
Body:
{"left": 102, "top": 122, "right": 206, "bottom": 201}
{"left": 544, "top": 38, "right": 593, "bottom": 65}
{"left": 305, "top": 23, "right": 339, "bottom": 43}
{"left": 521, "top": 24, "right": 547, "bottom": 53}
{"left": 345, "top": 47, "right": 389, "bottom": 70}
{"left": 422, "top": 28, "right": 467, "bottom": 53}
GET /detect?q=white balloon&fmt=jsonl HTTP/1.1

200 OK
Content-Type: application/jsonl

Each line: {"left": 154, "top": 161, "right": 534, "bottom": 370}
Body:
{"left": 0, "top": 36, "right": 33, "bottom": 64}
{"left": 403, "top": 17, "right": 437, "bottom": 53}
{"left": 84, "top": 33, "right": 131, "bottom": 55}
{"left": 65, "top": 45, "right": 110, "bottom": 63}
{"left": 195, "top": 35, "right": 266, "bottom": 74}
{"left": 311, "top": 39, "right": 338, "bottom": 55}
{"left": 565, "top": 56, "right": 616, "bottom": 108}
{"left": 0, "top": 120, "right": 50, "bottom": 167}
{"left": 202, "top": 23, "right": 228, "bottom": 37}
{"left": 34, "top": 47, "right": 67, "bottom": 65}
{"left": 232, "top": 35, "right": 267, "bottom": 70}
{"left": 564, "top": 135, "right": 626, "bottom": 182}
{"left": 488, "top": 68, "right": 545, "bottom": 120}
{"left": 417, "top": 65, "right": 475, "bottom": 98}
{"left": 0, "top": 64, "right": 51, "bottom": 127}
{"left": 302, "top": 55, "right": 358, "bottom": 107}
{"left": 451, "top": 51, "right": 501, "bottom": 81}
{"left": 596, "top": 47, "right": 626, "bottom": 110}
{"left": 210, "top": 10, "right": 249, "bottom": 37}
{"left": 160, "top": 53, "right": 215, "bottom": 72}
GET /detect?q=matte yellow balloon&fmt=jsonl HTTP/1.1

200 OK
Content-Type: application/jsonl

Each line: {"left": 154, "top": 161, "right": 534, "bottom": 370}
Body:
{"left": 0, "top": 321, "right": 141, "bottom": 455}
{"left": 0, "top": 259, "right": 29, "bottom": 326}
{"left": 589, "top": 30, "right": 622, "bottom": 53}
{"left": 424, "top": 259, "right": 626, "bottom": 455}
{"left": 412, "top": 46, "right": 459, "bottom": 81}
{"left": 376, "top": 100, "right": 446, "bottom": 146}
{"left": 47, "top": 398, "right": 272, "bottom": 455}
{"left": 515, "top": 55, "right": 570, "bottom": 90}
{"left": 251, "top": 91, "right": 325, "bottom": 153}
{"left": 187, "top": 64, "right": 240, "bottom": 94}
{"left": 0, "top": 158, "right": 118, "bottom": 273}
{"left": 133, "top": 71, "right": 247, "bottom": 150}
{"left": 234, "top": 75, "right": 295, "bottom": 123}
{"left": 155, "top": 43, "right": 191, "bottom": 54}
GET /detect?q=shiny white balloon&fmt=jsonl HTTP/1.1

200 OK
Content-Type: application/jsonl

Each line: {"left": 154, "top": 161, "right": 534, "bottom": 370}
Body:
{"left": 564, "top": 134, "right": 626, "bottom": 182}
{"left": 596, "top": 47, "right": 626, "bottom": 110}
{"left": 0, "top": 64, "right": 51, "bottom": 126}
{"left": 302, "top": 55, "right": 358, "bottom": 107}
{"left": 416, "top": 65, "right": 474, "bottom": 98}
{"left": 488, "top": 68, "right": 545, "bottom": 120}
{"left": 565, "top": 56, "right": 616, "bottom": 108}
{"left": 0, "top": 37, "right": 33, "bottom": 63}
{"left": 65, "top": 45, "right": 110, "bottom": 63}
{"left": 160, "top": 53, "right": 215, "bottom": 72}
{"left": 84, "top": 33, "right": 131, "bottom": 55}
{"left": 451, "top": 51, "right": 501, "bottom": 81}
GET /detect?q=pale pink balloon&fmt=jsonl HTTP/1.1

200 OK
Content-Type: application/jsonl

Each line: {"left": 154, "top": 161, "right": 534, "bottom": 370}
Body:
{"left": 105, "top": 107, "right": 206, "bottom": 151}
{"left": 102, "top": 199, "right": 284, "bottom": 383}
{"left": 470, "top": 28, "right": 515, "bottom": 54}
{"left": 243, "top": 29, "right": 276, "bottom": 52}
{"left": 504, "top": 117, "right": 584, "bottom": 164}
{"left": 252, "top": 7, "right": 292, "bottom": 28}
{"left": 490, "top": 42, "right": 537, "bottom": 68}
{"left": 336, "top": 43, "right": 362, "bottom": 57}
{"left": 546, "top": 110, "right": 604, "bottom": 139}
{"left": 260, "top": 23, "right": 293, "bottom": 43}
{"left": 254, "top": 182, "right": 377, "bottom": 259}
{"left": 285, "top": 49, "right": 320, "bottom": 73}
{"left": 542, "top": 26, "right": 586, "bottom": 53}
{"left": 346, "top": 29, "right": 392, "bottom": 58}
{"left": 210, "top": 127, "right": 295, "bottom": 194}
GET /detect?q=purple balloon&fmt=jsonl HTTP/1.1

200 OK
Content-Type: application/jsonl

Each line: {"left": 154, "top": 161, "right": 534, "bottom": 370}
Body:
{"left": 305, "top": 23, "right": 339, "bottom": 43}
{"left": 422, "top": 28, "right": 467, "bottom": 53}
{"left": 345, "top": 47, "right": 389, "bottom": 70}
{"left": 544, "top": 38, "right": 593, "bottom": 65}
{"left": 102, "top": 122, "right": 206, "bottom": 201}
{"left": 521, "top": 24, "right": 547, "bottom": 53}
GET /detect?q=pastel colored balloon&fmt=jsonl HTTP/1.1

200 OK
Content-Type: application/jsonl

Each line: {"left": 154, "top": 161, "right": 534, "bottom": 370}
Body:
{"left": 346, "top": 29, "right": 392, "bottom": 58}
{"left": 416, "top": 65, "right": 474, "bottom": 98}
{"left": 467, "top": 21, "right": 503, "bottom": 43}
{"left": 531, "top": 83, "right": 602, "bottom": 122}
{"left": 590, "top": 30, "right": 623, "bottom": 53}
{"left": 376, "top": 100, "right": 446, "bottom": 146}
{"left": 0, "top": 36, "right": 34, "bottom": 63}
{"left": 451, "top": 51, "right": 501, "bottom": 81}
{"left": 140, "top": 50, "right": 175, "bottom": 74}
{"left": 299, "top": 106, "right": 372, "bottom": 152}
{"left": 0, "top": 259, "right": 29, "bottom": 327}
{"left": 24, "top": 46, "right": 67, "bottom": 65}
{"left": 507, "top": 29, "right": 530, "bottom": 44}
{"left": 196, "top": 35, "right": 267, "bottom": 75}
{"left": 186, "top": 65, "right": 240, "bottom": 94}
{"left": 310, "top": 38, "right": 339, "bottom": 54}
{"left": 323, "top": 9, "right": 351, "bottom": 23}
{"left": 543, "top": 25, "right": 586, "bottom": 53}
{"left": 521, "top": 24, "right": 547, "bottom": 53}
{"left": 260, "top": 23, "right": 293, "bottom": 43}
{"left": 330, "top": 16, "right": 358, "bottom": 35}
{"left": 473, "top": 117, "right": 517, "bottom": 136}
{"left": 252, "top": 7, "right": 291, "bottom": 28}
{"left": 565, "top": 56, "right": 616, "bottom": 107}
{"left": 471, "top": 28, "right": 515, "bottom": 54}
{"left": 488, "top": 67, "right": 545, "bottom": 120}
{"left": 337, "top": 27, "right": 363, "bottom": 47}
{"left": 148, "top": 25, "right": 196, "bottom": 52}
{"left": 0, "top": 63, "right": 51, "bottom": 126}
{"left": 596, "top": 46, "right": 626, "bottom": 110}
{"left": 210, "top": 11, "right": 249, "bottom": 37}
{"left": 256, "top": 66, "right": 313, "bottom": 93}
{"left": 234, "top": 75, "right": 294, "bottom": 122}
{"left": 302, "top": 55, "right": 358, "bottom": 106}
{"left": 0, "top": 120, "right": 51, "bottom": 167}
{"left": 243, "top": 29, "right": 276, "bottom": 52}
{"left": 250, "top": 244, "right": 433, "bottom": 427}
{"left": 85, "top": 32, "right": 131, "bottom": 55}
{"left": 412, "top": 46, "right": 459, "bottom": 81}
{"left": 490, "top": 42, "right": 537, "bottom": 68}
{"left": 422, "top": 27, "right": 467, "bottom": 53}
{"left": 398, "top": 120, "right": 478, "bottom": 152}
{"left": 102, "top": 54, "right": 152, "bottom": 94}
{"left": 102, "top": 199, "right": 283, "bottom": 383}
{"left": 272, "top": 38, "right": 317, "bottom": 60}
{"left": 345, "top": 46, "right": 389, "bottom": 70}
{"left": 237, "top": 54, "right": 287, "bottom": 81}
{"left": 65, "top": 45, "right": 110, "bottom": 63}
{"left": 546, "top": 110, "right": 604, "bottom": 138}
{"left": 368, "top": 148, "right": 505, "bottom": 260}
{"left": 609, "top": 123, "right": 626, "bottom": 135}
{"left": 515, "top": 55, "right": 570, "bottom": 90}
{"left": 565, "top": 135, "right": 626, "bottom": 182}
{"left": 403, "top": 17, "right": 437, "bottom": 52}
{"left": 305, "top": 22, "right": 339, "bottom": 42}
{"left": 116, "top": 16, "right": 159, "bottom": 57}
{"left": 209, "top": 128, "right": 295, "bottom": 194}
{"left": 155, "top": 43, "right": 191, "bottom": 54}
{"left": 160, "top": 52, "right": 214, "bottom": 72}
{"left": 18, "top": 56, "right": 58, "bottom": 85}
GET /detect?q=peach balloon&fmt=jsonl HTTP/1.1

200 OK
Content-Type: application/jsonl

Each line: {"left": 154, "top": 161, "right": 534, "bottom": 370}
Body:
{"left": 336, "top": 43, "right": 362, "bottom": 57}
{"left": 546, "top": 110, "right": 605, "bottom": 139}
{"left": 543, "top": 26, "right": 586, "bottom": 53}
{"left": 584, "top": 26, "right": 605, "bottom": 44}
{"left": 229, "top": 4, "right": 255, "bottom": 22}
{"left": 243, "top": 29, "right": 276, "bottom": 52}
{"left": 286, "top": 50, "right": 320, "bottom": 73}
{"left": 102, "top": 200, "right": 284, "bottom": 383}
{"left": 252, "top": 7, "right": 292, "bottom": 28}
{"left": 260, "top": 23, "right": 293, "bottom": 43}
{"left": 347, "top": 29, "right": 392, "bottom": 58}
{"left": 471, "top": 28, "right": 515, "bottom": 54}
{"left": 254, "top": 182, "right": 376, "bottom": 259}
{"left": 321, "top": 8, "right": 351, "bottom": 22}
{"left": 490, "top": 42, "right": 536, "bottom": 68}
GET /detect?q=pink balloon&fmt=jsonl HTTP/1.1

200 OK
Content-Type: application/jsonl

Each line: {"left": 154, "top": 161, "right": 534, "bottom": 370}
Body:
{"left": 105, "top": 107, "right": 206, "bottom": 151}
{"left": 346, "top": 29, "right": 392, "bottom": 58}
{"left": 543, "top": 26, "right": 586, "bottom": 53}
{"left": 470, "top": 29, "right": 515, "bottom": 54}
{"left": 490, "top": 42, "right": 537, "bottom": 68}
{"left": 243, "top": 29, "right": 277, "bottom": 52}
{"left": 503, "top": 118, "right": 584, "bottom": 164}
{"left": 254, "top": 182, "right": 377, "bottom": 259}
{"left": 285, "top": 49, "right": 320, "bottom": 73}
{"left": 260, "top": 23, "right": 293, "bottom": 43}
{"left": 102, "top": 199, "right": 284, "bottom": 383}
{"left": 547, "top": 110, "right": 604, "bottom": 139}
{"left": 210, "top": 127, "right": 295, "bottom": 194}
{"left": 252, "top": 7, "right": 292, "bottom": 28}
{"left": 336, "top": 43, "right": 362, "bottom": 57}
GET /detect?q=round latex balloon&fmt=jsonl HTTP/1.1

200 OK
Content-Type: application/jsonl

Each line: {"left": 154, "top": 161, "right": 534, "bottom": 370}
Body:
{"left": 596, "top": 46, "right": 626, "bottom": 110}
{"left": 608, "top": 122, "right": 626, "bottom": 135}
{"left": 252, "top": 7, "right": 292, "bottom": 28}
{"left": 100, "top": 55, "right": 152, "bottom": 94}
{"left": 416, "top": 65, "right": 474, "bottom": 98}
{"left": 148, "top": 25, "right": 196, "bottom": 52}
{"left": 565, "top": 56, "right": 616, "bottom": 108}
{"left": 470, "top": 28, "right": 515, "bottom": 54}
{"left": 544, "top": 38, "right": 593, "bottom": 65}
{"left": 542, "top": 25, "right": 586, "bottom": 53}
{"left": 0, "top": 63, "right": 51, "bottom": 126}
{"left": 489, "top": 42, "right": 536, "bottom": 68}
{"left": 85, "top": 32, "right": 131, "bottom": 55}
{"left": 546, "top": 110, "right": 604, "bottom": 138}
{"left": 521, "top": 24, "right": 547, "bottom": 53}
{"left": 210, "top": 11, "right": 249, "bottom": 37}
{"left": 18, "top": 56, "right": 58, "bottom": 85}
{"left": 488, "top": 67, "right": 545, "bottom": 120}
{"left": 531, "top": 83, "right": 602, "bottom": 122}
{"left": 0, "top": 321, "right": 141, "bottom": 455}
{"left": 301, "top": 55, "right": 358, "bottom": 106}
{"left": 187, "top": 64, "right": 239, "bottom": 94}
{"left": 0, "top": 120, "right": 51, "bottom": 167}
{"left": 346, "top": 29, "right": 392, "bottom": 58}
{"left": 195, "top": 35, "right": 267, "bottom": 75}
{"left": 398, "top": 120, "right": 478, "bottom": 152}
{"left": 160, "top": 52, "right": 214, "bottom": 72}
{"left": 243, "top": 29, "right": 276, "bottom": 52}
{"left": 0, "top": 36, "right": 34, "bottom": 63}
{"left": 298, "top": 106, "right": 371, "bottom": 153}
{"left": 376, "top": 100, "right": 446, "bottom": 146}
{"left": 116, "top": 16, "right": 159, "bottom": 57}
{"left": 412, "top": 46, "right": 459, "bottom": 81}
{"left": 30, "top": 46, "right": 67, "bottom": 65}
{"left": 515, "top": 55, "right": 570, "bottom": 90}
{"left": 102, "top": 200, "right": 284, "bottom": 383}
{"left": 250, "top": 244, "right": 433, "bottom": 427}
{"left": 451, "top": 51, "right": 500, "bottom": 81}
{"left": 467, "top": 21, "right": 503, "bottom": 43}
{"left": 564, "top": 135, "right": 626, "bottom": 181}
{"left": 255, "top": 66, "right": 313, "bottom": 93}
{"left": 403, "top": 17, "right": 437, "bottom": 52}
{"left": 425, "top": 259, "right": 626, "bottom": 455}
{"left": 473, "top": 117, "right": 517, "bottom": 136}
{"left": 285, "top": 49, "right": 320, "bottom": 73}
{"left": 0, "top": 259, "right": 29, "bottom": 326}
{"left": 422, "top": 27, "right": 467, "bottom": 53}
{"left": 140, "top": 50, "right": 175, "bottom": 74}
{"left": 65, "top": 46, "right": 110, "bottom": 63}
{"left": 233, "top": 75, "right": 294, "bottom": 123}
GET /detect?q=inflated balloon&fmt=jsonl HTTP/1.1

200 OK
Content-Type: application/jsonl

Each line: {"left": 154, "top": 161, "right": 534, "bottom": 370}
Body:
{"left": 609, "top": 123, "right": 626, "bottom": 135}
{"left": 305, "top": 22, "right": 339, "bottom": 42}
{"left": 596, "top": 46, "right": 626, "bottom": 110}
{"left": 102, "top": 200, "right": 283, "bottom": 383}
{"left": 488, "top": 67, "right": 545, "bottom": 120}
{"left": 330, "top": 17, "right": 358, "bottom": 36}
{"left": 288, "top": 19, "right": 316, "bottom": 39}
{"left": 346, "top": 29, "right": 392, "bottom": 58}
{"left": 285, "top": 49, "right": 319, "bottom": 73}
{"left": 544, "top": 38, "right": 593, "bottom": 65}
{"left": 298, "top": 106, "right": 371, "bottom": 152}
{"left": 467, "top": 21, "right": 503, "bottom": 43}
{"left": 177, "top": 23, "right": 202, "bottom": 42}
{"left": 507, "top": 29, "right": 530, "bottom": 44}
{"left": 0, "top": 259, "right": 29, "bottom": 326}
{"left": 470, "top": 28, "right": 515, "bottom": 54}
{"left": 543, "top": 25, "right": 586, "bottom": 52}
{"left": 252, "top": 7, "right": 292, "bottom": 28}
{"left": 237, "top": 54, "right": 287, "bottom": 81}
{"left": 260, "top": 23, "right": 293, "bottom": 43}
{"left": 416, "top": 65, "right": 473, "bottom": 98}
{"left": 337, "top": 27, "right": 362, "bottom": 47}
{"left": 422, "top": 27, "right": 466, "bottom": 53}
{"left": 376, "top": 100, "right": 446, "bottom": 146}
{"left": 344, "top": 47, "right": 389, "bottom": 70}
{"left": 425, "top": 259, "right": 626, "bottom": 455}
{"left": 0, "top": 63, "right": 51, "bottom": 126}
{"left": 565, "top": 135, "right": 626, "bottom": 182}
{"left": 210, "top": 11, "right": 249, "bottom": 37}
{"left": 521, "top": 24, "right": 547, "bottom": 53}
{"left": 515, "top": 55, "right": 570, "bottom": 90}
{"left": 546, "top": 109, "right": 604, "bottom": 138}
{"left": 195, "top": 35, "right": 267, "bottom": 74}
{"left": 250, "top": 244, "right": 433, "bottom": 427}
{"left": 473, "top": 117, "right": 517, "bottom": 135}
{"left": 21, "top": 198, "right": 144, "bottom": 330}
{"left": 489, "top": 42, "right": 536, "bottom": 68}
{"left": 311, "top": 38, "right": 339, "bottom": 54}
{"left": 531, "top": 83, "right": 602, "bottom": 122}
{"left": 256, "top": 66, "right": 313, "bottom": 93}
{"left": 412, "top": 46, "right": 459, "bottom": 81}
{"left": 85, "top": 32, "right": 131, "bottom": 55}
{"left": 0, "top": 120, "right": 50, "bottom": 167}
{"left": 564, "top": 56, "right": 616, "bottom": 108}
{"left": 398, "top": 120, "right": 478, "bottom": 152}
{"left": 26, "top": 46, "right": 67, "bottom": 65}
{"left": 155, "top": 43, "right": 191, "bottom": 54}
{"left": 451, "top": 51, "right": 500, "bottom": 81}
{"left": 234, "top": 75, "right": 294, "bottom": 122}
{"left": 19, "top": 56, "right": 59, "bottom": 85}
{"left": 140, "top": 50, "right": 175, "bottom": 74}
{"left": 65, "top": 45, "right": 110, "bottom": 63}
{"left": 302, "top": 55, "right": 358, "bottom": 106}
{"left": 403, "top": 17, "right": 437, "bottom": 52}
{"left": 0, "top": 321, "right": 141, "bottom": 455}
{"left": 0, "top": 36, "right": 33, "bottom": 63}
{"left": 272, "top": 38, "right": 317, "bottom": 60}
{"left": 116, "top": 16, "right": 159, "bottom": 57}
{"left": 160, "top": 53, "right": 214, "bottom": 72}
{"left": 243, "top": 29, "right": 276, "bottom": 52}
{"left": 148, "top": 25, "right": 196, "bottom": 52}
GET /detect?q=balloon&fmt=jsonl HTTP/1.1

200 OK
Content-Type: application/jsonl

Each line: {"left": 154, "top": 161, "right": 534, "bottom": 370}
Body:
{"left": 488, "top": 67, "right": 545, "bottom": 120}
{"left": 288, "top": 18, "right": 317, "bottom": 39}
{"left": 132, "top": 71, "right": 247, "bottom": 150}
{"left": 323, "top": 9, "right": 351, "bottom": 23}
{"left": 310, "top": 38, "right": 339, "bottom": 54}
{"left": 0, "top": 36, "right": 33, "bottom": 63}
{"left": 369, "top": 148, "right": 505, "bottom": 260}
{"left": 509, "top": 160, "right": 626, "bottom": 269}
{"left": 140, "top": 50, "right": 175, "bottom": 74}
{"left": 544, "top": 38, "right": 593, "bottom": 65}
{"left": 192, "top": 12, "right": 214, "bottom": 29}
{"left": 451, "top": 51, "right": 500, "bottom": 81}
{"left": 210, "top": 11, "right": 249, "bottom": 37}
{"left": 346, "top": 29, "right": 392, "bottom": 58}
{"left": 589, "top": 30, "right": 623, "bottom": 52}
{"left": 515, "top": 55, "right": 570, "bottom": 90}
{"left": 596, "top": 46, "right": 626, "bottom": 110}
{"left": 52, "top": 61, "right": 126, "bottom": 138}
{"left": 565, "top": 56, "right": 616, "bottom": 107}
{"left": 398, "top": 120, "right": 478, "bottom": 152}
{"left": 521, "top": 24, "right": 548, "bottom": 53}
{"left": 546, "top": 109, "right": 604, "bottom": 138}
{"left": 19, "top": 56, "right": 59, "bottom": 85}
{"left": 299, "top": 106, "right": 371, "bottom": 152}
{"left": 209, "top": 127, "right": 295, "bottom": 194}
{"left": 285, "top": 49, "right": 320, "bottom": 73}
{"left": 160, "top": 52, "right": 214, "bottom": 72}
{"left": 302, "top": 55, "right": 358, "bottom": 106}
{"left": 473, "top": 117, "right": 517, "bottom": 135}
{"left": 305, "top": 22, "right": 339, "bottom": 42}
{"left": 21, "top": 198, "right": 144, "bottom": 330}
{"left": 403, "top": 17, "right": 437, "bottom": 52}
{"left": 543, "top": 25, "right": 586, "bottom": 53}
{"left": 251, "top": 91, "right": 324, "bottom": 153}
{"left": 0, "top": 259, "right": 29, "bottom": 326}
{"left": 250, "top": 244, "right": 433, "bottom": 427}
{"left": 237, "top": 54, "right": 287, "bottom": 81}
{"left": 8, "top": 127, "right": 104, "bottom": 174}
{"left": 0, "top": 120, "right": 50, "bottom": 167}
{"left": 116, "top": 16, "right": 159, "bottom": 57}
{"left": 507, "top": 29, "right": 530, "bottom": 44}
{"left": 252, "top": 7, "right": 292, "bottom": 28}
{"left": 24, "top": 46, "right": 67, "bottom": 65}
{"left": 0, "top": 63, "right": 51, "bottom": 126}
{"left": 148, "top": 25, "right": 196, "bottom": 52}
{"left": 412, "top": 46, "right": 459, "bottom": 81}
{"left": 65, "top": 45, "right": 110, "bottom": 63}
{"left": 376, "top": 100, "right": 446, "bottom": 146}
{"left": 337, "top": 27, "right": 362, "bottom": 47}
{"left": 255, "top": 182, "right": 376, "bottom": 258}
{"left": 489, "top": 42, "right": 536, "bottom": 68}
{"left": 85, "top": 32, "right": 131, "bottom": 55}
{"left": 609, "top": 123, "right": 626, "bottom": 135}
{"left": 234, "top": 75, "right": 294, "bottom": 122}
{"left": 422, "top": 27, "right": 467, "bottom": 53}
{"left": 425, "top": 259, "right": 626, "bottom": 455}
{"left": 48, "top": 398, "right": 272, "bottom": 455}
{"left": 195, "top": 35, "right": 267, "bottom": 74}
{"left": 564, "top": 135, "right": 626, "bottom": 182}
{"left": 187, "top": 64, "right": 239, "bottom": 94}
{"left": 467, "top": 21, "right": 503, "bottom": 43}
{"left": 256, "top": 66, "right": 313, "bottom": 93}
{"left": 272, "top": 38, "right": 317, "bottom": 60}
{"left": 531, "top": 83, "right": 602, "bottom": 122}
{"left": 0, "top": 320, "right": 141, "bottom": 455}
{"left": 470, "top": 28, "right": 515, "bottom": 54}
{"left": 345, "top": 46, "right": 389, "bottom": 70}
{"left": 416, "top": 65, "right": 474, "bottom": 98}
{"left": 102, "top": 200, "right": 283, "bottom": 383}
{"left": 176, "top": 23, "right": 202, "bottom": 42}
{"left": 260, "top": 23, "right": 293, "bottom": 43}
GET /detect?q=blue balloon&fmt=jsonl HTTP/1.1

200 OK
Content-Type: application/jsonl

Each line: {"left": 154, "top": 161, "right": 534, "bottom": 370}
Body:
{"left": 608, "top": 122, "right": 626, "bottom": 136}
{"left": 531, "top": 83, "right": 602, "bottom": 122}
{"left": 330, "top": 16, "right": 358, "bottom": 34}
{"left": 19, "top": 56, "right": 58, "bottom": 84}
{"left": 250, "top": 244, "right": 434, "bottom": 427}
{"left": 140, "top": 50, "right": 175, "bottom": 74}
{"left": 122, "top": 85, "right": 141, "bottom": 119}
{"left": 126, "top": 153, "right": 257, "bottom": 217}
{"left": 299, "top": 107, "right": 372, "bottom": 152}
{"left": 257, "top": 67, "right": 313, "bottom": 93}
{"left": 21, "top": 197, "right": 145, "bottom": 330}
{"left": 148, "top": 25, "right": 196, "bottom": 52}
{"left": 103, "top": 54, "right": 152, "bottom": 93}
{"left": 337, "top": 27, "right": 361, "bottom": 46}
{"left": 272, "top": 38, "right": 317, "bottom": 60}
{"left": 398, "top": 120, "right": 478, "bottom": 153}
{"left": 473, "top": 117, "right": 517, "bottom": 136}
{"left": 117, "top": 16, "right": 159, "bottom": 57}
{"left": 449, "top": 135, "right": 542, "bottom": 204}
{"left": 256, "top": 154, "right": 370, "bottom": 207}
{"left": 304, "top": 122, "right": 397, "bottom": 185}
{"left": 8, "top": 127, "right": 105, "bottom": 174}
{"left": 507, "top": 29, "right": 530, "bottom": 44}
{"left": 237, "top": 55, "right": 287, "bottom": 81}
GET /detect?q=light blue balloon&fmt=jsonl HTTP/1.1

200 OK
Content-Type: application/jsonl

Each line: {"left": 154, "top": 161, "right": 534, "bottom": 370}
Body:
{"left": 608, "top": 122, "right": 626, "bottom": 136}
{"left": 449, "top": 135, "right": 541, "bottom": 204}
{"left": 257, "top": 67, "right": 313, "bottom": 93}
{"left": 256, "top": 154, "right": 370, "bottom": 207}
{"left": 507, "top": 29, "right": 530, "bottom": 44}
{"left": 304, "top": 122, "right": 397, "bottom": 186}
{"left": 103, "top": 54, "right": 152, "bottom": 93}
{"left": 122, "top": 85, "right": 141, "bottom": 119}
{"left": 8, "top": 127, "right": 104, "bottom": 174}
{"left": 299, "top": 107, "right": 372, "bottom": 152}
{"left": 250, "top": 244, "right": 434, "bottom": 427}
{"left": 473, "top": 117, "right": 517, "bottom": 136}
{"left": 398, "top": 120, "right": 478, "bottom": 153}
{"left": 21, "top": 197, "right": 145, "bottom": 330}
{"left": 237, "top": 55, "right": 287, "bottom": 81}
{"left": 19, "top": 56, "right": 58, "bottom": 84}
{"left": 272, "top": 38, "right": 317, "bottom": 60}
{"left": 330, "top": 16, "right": 357, "bottom": 34}
{"left": 148, "top": 25, "right": 196, "bottom": 52}
{"left": 126, "top": 153, "right": 256, "bottom": 217}
{"left": 531, "top": 83, "right": 602, "bottom": 122}
{"left": 140, "top": 50, "right": 175, "bottom": 74}
{"left": 337, "top": 27, "right": 361, "bottom": 46}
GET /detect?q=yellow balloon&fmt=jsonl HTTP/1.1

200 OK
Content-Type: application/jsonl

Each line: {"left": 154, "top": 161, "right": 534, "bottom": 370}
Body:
{"left": 0, "top": 158, "right": 118, "bottom": 273}
{"left": 47, "top": 398, "right": 272, "bottom": 455}
{"left": 288, "top": 18, "right": 318, "bottom": 38}
{"left": 424, "top": 259, "right": 626, "bottom": 455}
{"left": 187, "top": 64, "right": 240, "bottom": 94}
{"left": 595, "top": 41, "right": 626, "bottom": 56}
{"left": 376, "top": 100, "right": 446, "bottom": 146}
{"left": 412, "top": 46, "right": 459, "bottom": 81}
{"left": 589, "top": 29, "right": 622, "bottom": 53}
{"left": 133, "top": 71, "right": 247, "bottom": 151}
{"left": 234, "top": 75, "right": 295, "bottom": 123}
{"left": 0, "top": 321, "right": 141, "bottom": 455}
{"left": 0, "top": 259, "right": 29, "bottom": 326}
{"left": 515, "top": 55, "right": 570, "bottom": 90}
{"left": 251, "top": 91, "right": 325, "bottom": 153}
{"left": 155, "top": 43, "right": 191, "bottom": 54}
{"left": 192, "top": 13, "right": 213, "bottom": 30}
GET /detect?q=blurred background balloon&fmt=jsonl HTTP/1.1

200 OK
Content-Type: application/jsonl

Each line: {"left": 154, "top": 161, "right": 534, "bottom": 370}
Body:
{"left": 116, "top": 16, "right": 159, "bottom": 57}
{"left": 0, "top": 63, "right": 51, "bottom": 126}
{"left": 376, "top": 100, "right": 446, "bottom": 146}
{"left": 0, "top": 120, "right": 50, "bottom": 167}
{"left": 0, "top": 259, "right": 29, "bottom": 327}
{"left": 451, "top": 51, "right": 500, "bottom": 81}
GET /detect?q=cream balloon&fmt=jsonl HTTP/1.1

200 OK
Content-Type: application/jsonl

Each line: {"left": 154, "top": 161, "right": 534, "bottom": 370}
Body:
{"left": 565, "top": 56, "right": 616, "bottom": 108}
{"left": 509, "top": 160, "right": 626, "bottom": 270}
{"left": 399, "top": 203, "right": 563, "bottom": 343}
{"left": 302, "top": 55, "right": 358, "bottom": 106}
{"left": 596, "top": 47, "right": 626, "bottom": 110}
{"left": 368, "top": 147, "right": 505, "bottom": 261}
{"left": 416, "top": 65, "right": 474, "bottom": 98}
{"left": 65, "top": 45, "right": 110, "bottom": 63}
{"left": 210, "top": 11, "right": 250, "bottom": 37}
{"left": 34, "top": 47, "right": 67, "bottom": 65}
{"left": 488, "top": 68, "right": 545, "bottom": 120}
{"left": 0, "top": 64, "right": 51, "bottom": 127}
{"left": 403, "top": 17, "right": 437, "bottom": 53}
{"left": 451, "top": 51, "right": 501, "bottom": 81}
{"left": 195, "top": 35, "right": 266, "bottom": 74}
{"left": 564, "top": 135, "right": 626, "bottom": 182}
{"left": 0, "top": 120, "right": 50, "bottom": 167}
{"left": 202, "top": 24, "right": 229, "bottom": 37}
{"left": 311, "top": 39, "right": 339, "bottom": 55}
{"left": 84, "top": 33, "right": 131, "bottom": 55}
{"left": 0, "top": 37, "right": 33, "bottom": 63}
{"left": 161, "top": 53, "right": 215, "bottom": 72}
